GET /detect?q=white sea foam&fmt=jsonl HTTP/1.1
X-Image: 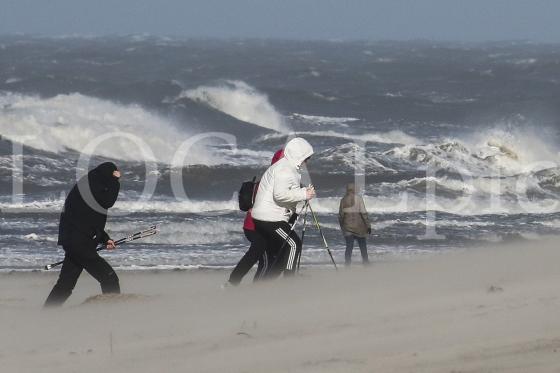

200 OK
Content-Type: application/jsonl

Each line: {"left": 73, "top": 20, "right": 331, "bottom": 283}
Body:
{"left": 373, "top": 218, "right": 495, "bottom": 230}
{"left": 311, "top": 92, "right": 338, "bottom": 101}
{"left": 291, "top": 113, "right": 358, "bottom": 127}
{"left": 3, "top": 181, "right": 559, "bottom": 216}
{"left": 108, "top": 221, "right": 243, "bottom": 245}
{"left": 113, "top": 198, "right": 238, "bottom": 214}
{"left": 307, "top": 194, "right": 560, "bottom": 216}
{"left": 5, "top": 77, "right": 22, "bottom": 84}
{"left": 318, "top": 143, "right": 396, "bottom": 172}
{"left": 262, "top": 130, "right": 418, "bottom": 145}
{"left": 510, "top": 58, "right": 538, "bottom": 65}
{"left": 75, "top": 59, "right": 122, "bottom": 66}
{"left": 0, "top": 197, "right": 239, "bottom": 214}
{"left": 0, "top": 199, "right": 64, "bottom": 213}
{"left": 174, "top": 80, "right": 290, "bottom": 133}
{"left": 22, "top": 233, "right": 57, "bottom": 242}
{"left": 27, "top": 177, "right": 67, "bottom": 187}
{"left": 309, "top": 218, "right": 492, "bottom": 232}
{"left": 212, "top": 147, "right": 273, "bottom": 166}
{"left": 538, "top": 220, "right": 560, "bottom": 229}
{"left": 397, "top": 176, "right": 476, "bottom": 195}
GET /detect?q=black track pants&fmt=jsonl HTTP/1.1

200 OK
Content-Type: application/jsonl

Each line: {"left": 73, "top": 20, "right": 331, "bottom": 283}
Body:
{"left": 228, "top": 229, "right": 268, "bottom": 285}
{"left": 44, "top": 245, "right": 120, "bottom": 307}
{"left": 254, "top": 220, "right": 302, "bottom": 278}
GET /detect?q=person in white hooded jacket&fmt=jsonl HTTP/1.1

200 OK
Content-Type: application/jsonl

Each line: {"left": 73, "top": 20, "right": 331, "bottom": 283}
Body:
{"left": 252, "top": 137, "right": 316, "bottom": 277}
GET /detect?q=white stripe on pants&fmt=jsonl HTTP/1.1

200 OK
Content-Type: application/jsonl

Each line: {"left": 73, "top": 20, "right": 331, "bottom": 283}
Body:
{"left": 275, "top": 228, "right": 297, "bottom": 271}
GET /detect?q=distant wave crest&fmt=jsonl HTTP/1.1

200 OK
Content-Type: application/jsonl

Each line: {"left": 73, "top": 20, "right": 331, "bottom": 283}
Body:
{"left": 173, "top": 80, "right": 290, "bottom": 133}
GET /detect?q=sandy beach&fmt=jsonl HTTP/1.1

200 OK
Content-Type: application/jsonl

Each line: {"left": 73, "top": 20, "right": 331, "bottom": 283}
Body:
{"left": 1, "top": 240, "right": 560, "bottom": 373}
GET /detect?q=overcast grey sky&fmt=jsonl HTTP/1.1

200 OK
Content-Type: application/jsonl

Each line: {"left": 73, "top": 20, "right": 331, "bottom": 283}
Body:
{"left": 1, "top": 0, "right": 559, "bottom": 42}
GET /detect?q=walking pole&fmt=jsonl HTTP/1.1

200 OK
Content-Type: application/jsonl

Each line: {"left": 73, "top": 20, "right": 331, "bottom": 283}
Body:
{"left": 44, "top": 225, "right": 158, "bottom": 270}
{"left": 296, "top": 202, "right": 309, "bottom": 273}
{"left": 308, "top": 203, "right": 338, "bottom": 270}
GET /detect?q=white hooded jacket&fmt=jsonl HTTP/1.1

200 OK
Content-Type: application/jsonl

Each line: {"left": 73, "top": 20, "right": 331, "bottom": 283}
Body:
{"left": 251, "top": 138, "right": 314, "bottom": 223}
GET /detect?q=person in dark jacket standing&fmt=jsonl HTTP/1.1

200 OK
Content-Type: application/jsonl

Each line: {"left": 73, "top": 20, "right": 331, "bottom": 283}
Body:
{"left": 339, "top": 183, "right": 371, "bottom": 266}
{"left": 44, "top": 162, "right": 121, "bottom": 307}
{"left": 227, "top": 149, "right": 284, "bottom": 286}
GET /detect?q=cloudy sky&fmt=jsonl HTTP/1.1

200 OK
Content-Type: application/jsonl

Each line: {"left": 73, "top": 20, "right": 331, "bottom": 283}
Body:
{"left": 1, "top": 0, "right": 559, "bottom": 42}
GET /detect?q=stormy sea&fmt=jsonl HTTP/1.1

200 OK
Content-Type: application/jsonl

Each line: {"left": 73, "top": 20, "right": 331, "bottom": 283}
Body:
{"left": 2, "top": 35, "right": 560, "bottom": 271}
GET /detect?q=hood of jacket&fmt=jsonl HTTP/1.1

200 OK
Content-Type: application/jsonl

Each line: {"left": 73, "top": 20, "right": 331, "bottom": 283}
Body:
{"left": 91, "top": 162, "right": 118, "bottom": 183}
{"left": 87, "top": 162, "right": 120, "bottom": 209}
{"left": 341, "top": 183, "right": 358, "bottom": 209}
{"left": 284, "top": 138, "right": 313, "bottom": 170}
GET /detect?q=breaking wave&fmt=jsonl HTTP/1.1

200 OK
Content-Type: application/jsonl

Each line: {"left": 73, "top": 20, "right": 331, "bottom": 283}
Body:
{"left": 386, "top": 128, "right": 560, "bottom": 176}
{"left": 173, "top": 80, "right": 290, "bottom": 133}
{"left": 0, "top": 93, "right": 249, "bottom": 166}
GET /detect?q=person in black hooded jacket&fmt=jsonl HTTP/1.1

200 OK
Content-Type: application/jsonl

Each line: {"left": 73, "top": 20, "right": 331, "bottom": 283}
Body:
{"left": 44, "top": 162, "right": 121, "bottom": 307}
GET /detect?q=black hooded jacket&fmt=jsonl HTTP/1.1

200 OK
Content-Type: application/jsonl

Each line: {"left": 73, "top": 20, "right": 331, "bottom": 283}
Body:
{"left": 58, "top": 162, "right": 120, "bottom": 247}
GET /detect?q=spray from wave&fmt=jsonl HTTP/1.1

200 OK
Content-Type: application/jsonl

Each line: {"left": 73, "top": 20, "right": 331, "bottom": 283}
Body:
{"left": 387, "top": 127, "right": 560, "bottom": 176}
{"left": 467, "top": 126, "right": 559, "bottom": 173}
{"left": 0, "top": 93, "right": 233, "bottom": 165}
{"left": 173, "top": 80, "right": 291, "bottom": 133}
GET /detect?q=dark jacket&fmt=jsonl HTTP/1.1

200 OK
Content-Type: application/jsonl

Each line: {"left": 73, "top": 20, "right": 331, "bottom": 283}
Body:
{"left": 338, "top": 184, "right": 371, "bottom": 238}
{"left": 58, "top": 162, "right": 120, "bottom": 247}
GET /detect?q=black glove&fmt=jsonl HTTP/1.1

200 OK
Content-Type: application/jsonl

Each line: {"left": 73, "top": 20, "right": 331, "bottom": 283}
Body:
{"left": 367, "top": 227, "right": 372, "bottom": 235}
{"left": 288, "top": 213, "right": 298, "bottom": 225}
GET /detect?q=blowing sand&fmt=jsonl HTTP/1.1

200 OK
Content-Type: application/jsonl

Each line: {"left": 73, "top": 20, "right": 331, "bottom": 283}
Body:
{"left": 1, "top": 241, "right": 560, "bottom": 372}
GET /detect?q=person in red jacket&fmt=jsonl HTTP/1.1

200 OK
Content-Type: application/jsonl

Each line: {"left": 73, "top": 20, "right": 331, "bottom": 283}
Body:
{"left": 227, "top": 149, "right": 284, "bottom": 286}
